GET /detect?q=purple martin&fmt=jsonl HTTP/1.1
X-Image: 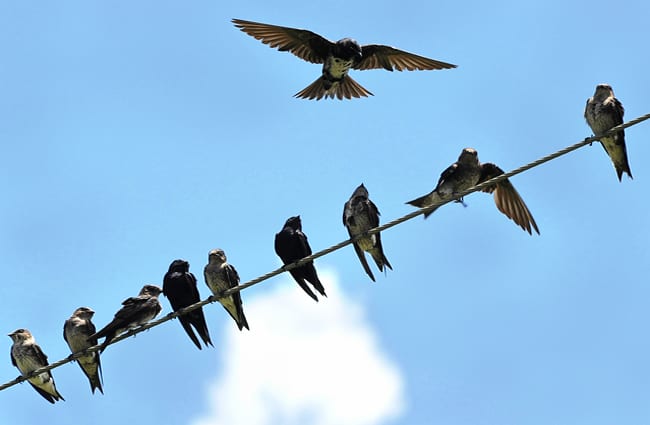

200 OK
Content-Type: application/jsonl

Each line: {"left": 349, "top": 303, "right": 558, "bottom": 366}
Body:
{"left": 204, "top": 249, "right": 250, "bottom": 331}
{"left": 9, "top": 328, "right": 65, "bottom": 404}
{"left": 232, "top": 18, "right": 456, "bottom": 100}
{"left": 63, "top": 307, "right": 103, "bottom": 394}
{"left": 275, "top": 216, "right": 327, "bottom": 301}
{"left": 407, "top": 148, "right": 539, "bottom": 235}
{"left": 88, "top": 284, "right": 162, "bottom": 352}
{"left": 584, "top": 83, "right": 632, "bottom": 181}
{"left": 343, "top": 184, "right": 392, "bottom": 282}
{"left": 163, "top": 259, "right": 213, "bottom": 350}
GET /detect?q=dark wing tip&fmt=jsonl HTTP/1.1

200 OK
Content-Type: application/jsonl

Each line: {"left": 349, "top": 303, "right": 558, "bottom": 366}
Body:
{"left": 492, "top": 182, "right": 540, "bottom": 235}
{"left": 356, "top": 45, "right": 457, "bottom": 71}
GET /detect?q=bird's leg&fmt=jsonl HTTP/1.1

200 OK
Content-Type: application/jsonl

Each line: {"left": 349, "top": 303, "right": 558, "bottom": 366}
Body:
{"left": 453, "top": 196, "right": 468, "bottom": 208}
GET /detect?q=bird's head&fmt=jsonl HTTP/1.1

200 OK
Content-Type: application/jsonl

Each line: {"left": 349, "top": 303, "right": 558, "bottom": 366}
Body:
{"left": 208, "top": 248, "right": 227, "bottom": 264}
{"left": 351, "top": 183, "right": 369, "bottom": 199}
{"left": 73, "top": 306, "right": 95, "bottom": 319}
{"left": 168, "top": 259, "right": 190, "bottom": 274}
{"left": 140, "top": 285, "right": 163, "bottom": 297}
{"left": 593, "top": 83, "right": 614, "bottom": 99}
{"left": 8, "top": 328, "right": 33, "bottom": 343}
{"left": 458, "top": 148, "right": 479, "bottom": 163}
{"left": 335, "top": 38, "right": 363, "bottom": 61}
{"left": 284, "top": 215, "right": 302, "bottom": 231}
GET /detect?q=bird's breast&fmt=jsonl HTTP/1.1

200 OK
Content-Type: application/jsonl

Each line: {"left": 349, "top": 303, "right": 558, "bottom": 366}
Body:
{"left": 324, "top": 55, "right": 354, "bottom": 80}
{"left": 14, "top": 351, "right": 46, "bottom": 377}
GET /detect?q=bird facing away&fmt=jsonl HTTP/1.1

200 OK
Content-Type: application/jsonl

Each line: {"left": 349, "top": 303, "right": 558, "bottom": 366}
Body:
{"left": 9, "top": 328, "right": 65, "bottom": 404}
{"left": 584, "top": 83, "right": 632, "bottom": 181}
{"left": 232, "top": 18, "right": 456, "bottom": 100}
{"left": 204, "top": 249, "right": 250, "bottom": 331}
{"left": 88, "top": 284, "right": 162, "bottom": 352}
{"left": 343, "top": 184, "right": 392, "bottom": 282}
{"left": 163, "top": 260, "right": 213, "bottom": 350}
{"left": 275, "top": 216, "right": 327, "bottom": 301}
{"left": 63, "top": 307, "right": 103, "bottom": 394}
{"left": 406, "top": 148, "right": 540, "bottom": 235}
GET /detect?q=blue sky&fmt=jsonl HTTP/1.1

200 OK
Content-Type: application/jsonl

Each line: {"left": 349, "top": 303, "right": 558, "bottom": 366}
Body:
{"left": 1, "top": 1, "right": 650, "bottom": 424}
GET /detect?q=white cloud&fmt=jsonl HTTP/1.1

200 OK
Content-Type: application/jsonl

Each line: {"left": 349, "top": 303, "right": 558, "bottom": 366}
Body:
{"left": 192, "top": 270, "right": 406, "bottom": 425}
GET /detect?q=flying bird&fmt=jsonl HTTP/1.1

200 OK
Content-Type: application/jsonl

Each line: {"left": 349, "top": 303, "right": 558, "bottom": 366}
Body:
{"left": 407, "top": 148, "right": 539, "bottom": 235}
{"left": 63, "top": 307, "right": 103, "bottom": 394}
{"left": 584, "top": 83, "right": 632, "bottom": 181}
{"left": 204, "top": 249, "right": 250, "bottom": 331}
{"left": 163, "top": 260, "right": 213, "bottom": 350}
{"left": 232, "top": 18, "right": 456, "bottom": 100}
{"left": 343, "top": 184, "right": 392, "bottom": 281}
{"left": 88, "top": 284, "right": 162, "bottom": 352}
{"left": 9, "top": 328, "right": 65, "bottom": 404}
{"left": 275, "top": 216, "right": 327, "bottom": 301}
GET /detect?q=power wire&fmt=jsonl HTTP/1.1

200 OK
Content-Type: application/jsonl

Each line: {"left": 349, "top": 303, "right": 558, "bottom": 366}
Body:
{"left": 2, "top": 112, "right": 649, "bottom": 393}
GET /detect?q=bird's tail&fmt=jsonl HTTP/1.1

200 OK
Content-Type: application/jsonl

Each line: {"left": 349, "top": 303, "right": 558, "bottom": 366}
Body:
{"left": 89, "top": 371, "right": 103, "bottom": 395}
{"left": 294, "top": 75, "right": 373, "bottom": 100}
{"left": 222, "top": 295, "right": 250, "bottom": 331}
{"left": 79, "top": 357, "right": 104, "bottom": 394}
{"left": 601, "top": 134, "right": 633, "bottom": 181}
{"left": 293, "top": 276, "right": 320, "bottom": 302}
{"left": 369, "top": 248, "right": 392, "bottom": 274}
{"left": 304, "top": 266, "right": 327, "bottom": 298}
{"left": 179, "top": 317, "right": 203, "bottom": 350}
{"left": 406, "top": 191, "right": 441, "bottom": 218}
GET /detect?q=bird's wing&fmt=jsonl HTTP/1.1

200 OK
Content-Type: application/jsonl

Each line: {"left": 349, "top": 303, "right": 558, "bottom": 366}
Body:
{"left": 115, "top": 296, "right": 149, "bottom": 320}
{"left": 356, "top": 44, "right": 457, "bottom": 71}
{"left": 232, "top": 18, "right": 332, "bottom": 63}
{"left": 297, "top": 230, "right": 313, "bottom": 256}
{"left": 343, "top": 201, "right": 351, "bottom": 227}
{"left": 84, "top": 320, "right": 98, "bottom": 345}
{"left": 367, "top": 199, "right": 381, "bottom": 227}
{"left": 437, "top": 162, "right": 459, "bottom": 187}
{"left": 225, "top": 264, "right": 249, "bottom": 330}
{"left": 353, "top": 242, "right": 375, "bottom": 282}
{"left": 606, "top": 97, "right": 625, "bottom": 125}
{"left": 62, "top": 321, "right": 70, "bottom": 345}
{"left": 479, "top": 163, "right": 540, "bottom": 235}
{"left": 225, "top": 264, "right": 241, "bottom": 289}
{"left": 187, "top": 272, "right": 202, "bottom": 302}
{"left": 31, "top": 343, "right": 49, "bottom": 365}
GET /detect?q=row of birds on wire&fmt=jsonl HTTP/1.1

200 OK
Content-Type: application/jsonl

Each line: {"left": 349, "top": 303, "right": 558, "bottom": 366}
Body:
{"left": 6, "top": 18, "right": 633, "bottom": 405}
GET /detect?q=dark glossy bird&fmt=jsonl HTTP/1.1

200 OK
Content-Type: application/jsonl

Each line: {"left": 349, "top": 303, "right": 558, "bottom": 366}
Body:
{"left": 9, "top": 328, "right": 65, "bottom": 404}
{"left": 584, "top": 83, "right": 632, "bottom": 181}
{"left": 63, "top": 307, "right": 103, "bottom": 394}
{"left": 275, "top": 216, "right": 326, "bottom": 301}
{"left": 204, "top": 249, "right": 249, "bottom": 331}
{"left": 88, "top": 284, "right": 162, "bottom": 352}
{"left": 232, "top": 18, "right": 456, "bottom": 100}
{"left": 343, "top": 184, "right": 392, "bottom": 282}
{"left": 163, "top": 260, "right": 213, "bottom": 350}
{"left": 407, "top": 148, "right": 539, "bottom": 235}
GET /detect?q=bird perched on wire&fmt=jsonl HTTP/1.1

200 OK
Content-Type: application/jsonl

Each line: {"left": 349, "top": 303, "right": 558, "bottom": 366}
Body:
{"left": 63, "top": 307, "right": 103, "bottom": 394}
{"left": 163, "top": 260, "right": 213, "bottom": 350}
{"left": 204, "top": 249, "right": 250, "bottom": 331}
{"left": 9, "top": 328, "right": 65, "bottom": 404}
{"left": 343, "top": 184, "right": 392, "bottom": 282}
{"left": 584, "top": 83, "right": 632, "bottom": 181}
{"left": 88, "top": 284, "right": 162, "bottom": 352}
{"left": 407, "top": 148, "right": 539, "bottom": 235}
{"left": 275, "top": 216, "right": 327, "bottom": 301}
{"left": 232, "top": 18, "right": 456, "bottom": 100}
